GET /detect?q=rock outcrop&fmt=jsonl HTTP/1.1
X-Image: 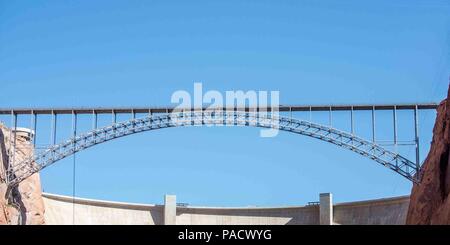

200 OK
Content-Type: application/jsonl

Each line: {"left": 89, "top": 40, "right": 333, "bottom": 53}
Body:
{"left": 0, "top": 123, "right": 45, "bottom": 225}
{"left": 406, "top": 84, "right": 450, "bottom": 225}
{"left": 0, "top": 124, "right": 10, "bottom": 224}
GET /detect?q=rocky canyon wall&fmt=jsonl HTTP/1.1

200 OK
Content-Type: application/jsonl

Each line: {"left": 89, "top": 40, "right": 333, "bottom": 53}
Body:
{"left": 0, "top": 123, "right": 45, "bottom": 225}
{"left": 406, "top": 84, "right": 450, "bottom": 225}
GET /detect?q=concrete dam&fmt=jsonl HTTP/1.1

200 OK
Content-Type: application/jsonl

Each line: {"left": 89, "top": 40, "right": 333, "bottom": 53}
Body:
{"left": 42, "top": 193, "right": 409, "bottom": 225}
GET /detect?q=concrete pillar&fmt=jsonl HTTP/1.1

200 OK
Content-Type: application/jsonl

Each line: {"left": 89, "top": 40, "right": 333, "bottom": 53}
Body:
{"left": 320, "top": 193, "right": 333, "bottom": 225}
{"left": 164, "top": 195, "right": 176, "bottom": 225}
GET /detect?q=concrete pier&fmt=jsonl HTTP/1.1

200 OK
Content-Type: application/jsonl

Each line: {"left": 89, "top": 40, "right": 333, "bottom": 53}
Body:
{"left": 164, "top": 195, "right": 177, "bottom": 225}
{"left": 320, "top": 193, "right": 333, "bottom": 225}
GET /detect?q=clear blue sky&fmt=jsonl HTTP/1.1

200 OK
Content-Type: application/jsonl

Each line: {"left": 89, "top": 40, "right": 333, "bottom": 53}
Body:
{"left": 0, "top": 0, "right": 449, "bottom": 207}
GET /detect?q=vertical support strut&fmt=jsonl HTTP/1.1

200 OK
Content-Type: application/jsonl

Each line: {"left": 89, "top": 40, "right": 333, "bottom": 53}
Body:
{"left": 329, "top": 106, "right": 332, "bottom": 127}
{"left": 10, "top": 111, "right": 17, "bottom": 170}
{"left": 92, "top": 110, "right": 98, "bottom": 130}
{"left": 112, "top": 110, "right": 116, "bottom": 124}
{"left": 309, "top": 106, "right": 312, "bottom": 122}
{"left": 350, "top": 106, "right": 355, "bottom": 135}
{"left": 393, "top": 106, "right": 398, "bottom": 153}
{"left": 30, "top": 111, "right": 37, "bottom": 148}
{"left": 414, "top": 105, "right": 420, "bottom": 171}
{"left": 8, "top": 111, "right": 13, "bottom": 170}
{"left": 131, "top": 109, "right": 137, "bottom": 130}
{"left": 71, "top": 111, "right": 77, "bottom": 139}
{"left": 112, "top": 110, "right": 117, "bottom": 135}
{"left": 372, "top": 106, "right": 376, "bottom": 143}
{"left": 51, "top": 110, "right": 57, "bottom": 145}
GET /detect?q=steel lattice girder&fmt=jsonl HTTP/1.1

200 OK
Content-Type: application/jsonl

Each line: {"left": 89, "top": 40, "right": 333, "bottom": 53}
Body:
{"left": 6, "top": 110, "right": 420, "bottom": 192}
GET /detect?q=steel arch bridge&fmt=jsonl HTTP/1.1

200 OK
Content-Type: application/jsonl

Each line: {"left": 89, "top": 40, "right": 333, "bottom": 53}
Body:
{"left": 5, "top": 108, "right": 423, "bottom": 195}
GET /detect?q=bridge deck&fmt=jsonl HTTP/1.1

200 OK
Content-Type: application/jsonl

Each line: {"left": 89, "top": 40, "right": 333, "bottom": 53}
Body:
{"left": 0, "top": 103, "right": 439, "bottom": 115}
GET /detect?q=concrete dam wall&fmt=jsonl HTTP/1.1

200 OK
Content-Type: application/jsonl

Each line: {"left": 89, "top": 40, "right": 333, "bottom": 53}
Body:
{"left": 42, "top": 193, "right": 409, "bottom": 225}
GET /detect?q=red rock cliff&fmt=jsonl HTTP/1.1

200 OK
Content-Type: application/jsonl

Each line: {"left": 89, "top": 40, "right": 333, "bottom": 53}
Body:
{"left": 0, "top": 124, "right": 45, "bottom": 225}
{"left": 406, "top": 84, "right": 450, "bottom": 225}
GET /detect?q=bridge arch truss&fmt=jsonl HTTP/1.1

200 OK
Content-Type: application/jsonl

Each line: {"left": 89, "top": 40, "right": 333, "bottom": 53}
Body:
{"left": 6, "top": 109, "right": 421, "bottom": 191}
